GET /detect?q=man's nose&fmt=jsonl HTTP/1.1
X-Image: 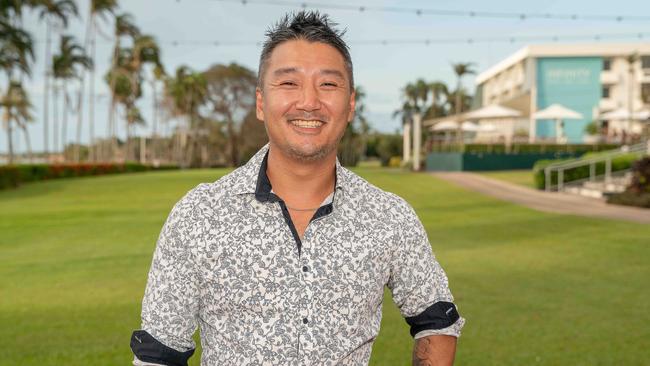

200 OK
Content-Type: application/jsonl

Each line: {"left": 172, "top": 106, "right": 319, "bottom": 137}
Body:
{"left": 295, "top": 83, "right": 321, "bottom": 111}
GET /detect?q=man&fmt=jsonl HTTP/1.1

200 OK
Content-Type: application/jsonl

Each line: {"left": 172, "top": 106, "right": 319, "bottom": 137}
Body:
{"left": 131, "top": 11, "right": 464, "bottom": 366}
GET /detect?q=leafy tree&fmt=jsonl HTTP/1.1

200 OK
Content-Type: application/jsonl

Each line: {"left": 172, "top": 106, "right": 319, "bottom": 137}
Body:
{"left": 52, "top": 35, "right": 91, "bottom": 161}
{"left": 1, "top": 81, "right": 33, "bottom": 162}
{"left": 85, "top": 0, "right": 118, "bottom": 161}
{"left": 163, "top": 65, "right": 207, "bottom": 167}
{"left": 35, "top": 0, "right": 78, "bottom": 158}
{"left": 203, "top": 62, "right": 257, "bottom": 167}
{"left": 338, "top": 85, "right": 370, "bottom": 166}
{"left": 1, "top": 18, "right": 34, "bottom": 164}
{"left": 451, "top": 62, "right": 476, "bottom": 146}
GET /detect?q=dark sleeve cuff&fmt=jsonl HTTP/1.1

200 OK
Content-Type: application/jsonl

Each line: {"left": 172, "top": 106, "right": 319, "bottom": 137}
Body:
{"left": 130, "top": 330, "right": 195, "bottom": 366}
{"left": 404, "top": 301, "right": 460, "bottom": 338}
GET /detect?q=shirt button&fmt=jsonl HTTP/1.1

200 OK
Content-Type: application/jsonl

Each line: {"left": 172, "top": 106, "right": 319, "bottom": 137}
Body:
{"left": 302, "top": 266, "right": 309, "bottom": 272}
{"left": 302, "top": 317, "right": 309, "bottom": 324}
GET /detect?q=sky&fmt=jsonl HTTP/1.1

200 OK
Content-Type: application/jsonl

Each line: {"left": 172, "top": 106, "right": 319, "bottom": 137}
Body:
{"left": 10, "top": 0, "right": 650, "bottom": 153}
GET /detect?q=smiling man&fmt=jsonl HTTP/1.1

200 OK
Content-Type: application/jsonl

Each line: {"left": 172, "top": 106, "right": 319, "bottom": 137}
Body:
{"left": 130, "top": 11, "right": 464, "bottom": 366}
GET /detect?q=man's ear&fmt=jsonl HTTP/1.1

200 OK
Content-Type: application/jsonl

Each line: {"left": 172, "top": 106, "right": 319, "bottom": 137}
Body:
{"left": 256, "top": 87, "right": 264, "bottom": 122}
{"left": 347, "top": 89, "right": 356, "bottom": 122}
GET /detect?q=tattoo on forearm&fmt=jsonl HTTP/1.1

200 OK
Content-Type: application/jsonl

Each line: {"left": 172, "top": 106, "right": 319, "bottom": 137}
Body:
{"left": 412, "top": 337, "right": 435, "bottom": 366}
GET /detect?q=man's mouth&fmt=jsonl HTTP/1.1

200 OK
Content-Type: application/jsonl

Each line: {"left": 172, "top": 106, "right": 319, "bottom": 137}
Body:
{"left": 289, "top": 119, "right": 325, "bottom": 128}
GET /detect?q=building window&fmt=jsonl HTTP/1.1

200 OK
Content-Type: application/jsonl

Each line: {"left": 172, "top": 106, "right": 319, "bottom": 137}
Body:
{"left": 603, "top": 58, "right": 612, "bottom": 71}
{"left": 642, "top": 83, "right": 650, "bottom": 104}
{"left": 642, "top": 56, "right": 650, "bottom": 69}
{"left": 602, "top": 86, "right": 611, "bottom": 99}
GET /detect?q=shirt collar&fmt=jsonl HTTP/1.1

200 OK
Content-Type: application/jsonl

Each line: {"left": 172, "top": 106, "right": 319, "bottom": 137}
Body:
{"left": 231, "top": 143, "right": 346, "bottom": 198}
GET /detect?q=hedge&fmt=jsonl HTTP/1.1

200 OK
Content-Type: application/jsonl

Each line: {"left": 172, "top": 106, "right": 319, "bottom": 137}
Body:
{"left": 532, "top": 153, "right": 641, "bottom": 190}
{"left": 607, "top": 157, "right": 650, "bottom": 208}
{"left": 432, "top": 143, "right": 620, "bottom": 154}
{"left": 0, "top": 162, "right": 179, "bottom": 190}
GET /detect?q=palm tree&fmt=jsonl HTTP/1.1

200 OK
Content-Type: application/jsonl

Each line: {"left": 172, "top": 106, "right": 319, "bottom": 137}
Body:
{"left": 163, "top": 66, "right": 207, "bottom": 167}
{"left": 52, "top": 35, "right": 92, "bottom": 161}
{"left": 424, "top": 81, "right": 449, "bottom": 119}
{"left": 106, "top": 12, "right": 139, "bottom": 161}
{"left": 1, "top": 81, "right": 33, "bottom": 163}
{"left": 149, "top": 64, "right": 166, "bottom": 163}
{"left": 35, "top": 0, "right": 78, "bottom": 160}
{"left": 124, "top": 103, "right": 144, "bottom": 161}
{"left": 1, "top": 19, "right": 34, "bottom": 164}
{"left": 451, "top": 62, "right": 476, "bottom": 147}
{"left": 85, "top": 0, "right": 118, "bottom": 161}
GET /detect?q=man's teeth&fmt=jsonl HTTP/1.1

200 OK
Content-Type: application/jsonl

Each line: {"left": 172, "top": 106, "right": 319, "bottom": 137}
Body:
{"left": 290, "top": 120, "right": 324, "bottom": 128}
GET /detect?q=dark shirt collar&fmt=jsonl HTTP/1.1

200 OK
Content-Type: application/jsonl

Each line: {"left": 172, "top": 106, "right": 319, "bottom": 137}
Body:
{"left": 233, "top": 143, "right": 345, "bottom": 199}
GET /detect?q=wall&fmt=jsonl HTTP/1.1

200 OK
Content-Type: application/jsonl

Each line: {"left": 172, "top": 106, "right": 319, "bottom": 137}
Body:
{"left": 536, "top": 57, "right": 602, "bottom": 143}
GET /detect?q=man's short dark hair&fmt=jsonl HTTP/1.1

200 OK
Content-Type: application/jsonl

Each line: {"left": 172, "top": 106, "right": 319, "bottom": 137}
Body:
{"left": 258, "top": 11, "right": 354, "bottom": 90}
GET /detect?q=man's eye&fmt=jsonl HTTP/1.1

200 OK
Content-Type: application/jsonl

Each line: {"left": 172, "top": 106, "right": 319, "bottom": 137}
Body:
{"left": 321, "top": 82, "right": 338, "bottom": 87}
{"left": 280, "top": 81, "right": 297, "bottom": 86}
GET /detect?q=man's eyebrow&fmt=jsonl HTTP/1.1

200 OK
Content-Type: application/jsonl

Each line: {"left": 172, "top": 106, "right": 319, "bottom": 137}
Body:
{"left": 272, "top": 67, "right": 298, "bottom": 77}
{"left": 320, "top": 69, "right": 345, "bottom": 79}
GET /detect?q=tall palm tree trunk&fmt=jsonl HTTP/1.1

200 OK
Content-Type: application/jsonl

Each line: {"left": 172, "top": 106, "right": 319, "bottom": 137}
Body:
{"left": 455, "top": 80, "right": 464, "bottom": 150}
{"left": 21, "top": 124, "right": 33, "bottom": 163}
{"left": 62, "top": 90, "right": 69, "bottom": 161}
{"left": 88, "top": 17, "right": 96, "bottom": 162}
{"left": 43, "top": 19, "right": 52, "bottom": 160}
{"left": 4, "top": 108, "right": 13, "bottom": 165}
{"left": 53, "top": 83, "right": 59, "bottom": 156}
{"left": 151, "top": 80, "right": 158, "bottom": 164}
{"left": 74, "top": 80, "right": 84, "bottom": 162}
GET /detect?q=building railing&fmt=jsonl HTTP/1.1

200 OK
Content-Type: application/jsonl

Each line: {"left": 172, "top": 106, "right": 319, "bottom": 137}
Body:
{"left": 544, "top": 140, "right": 650, "bottom": 192}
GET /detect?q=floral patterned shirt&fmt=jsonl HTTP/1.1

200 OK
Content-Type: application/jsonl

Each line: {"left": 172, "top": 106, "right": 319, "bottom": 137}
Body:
{"left": 131, "top": 143, "right": 464, "bottom": 366}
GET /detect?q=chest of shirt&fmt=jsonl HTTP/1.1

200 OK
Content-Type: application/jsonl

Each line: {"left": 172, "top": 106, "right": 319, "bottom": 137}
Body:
{"left": 196, "top": 198, "right": 394, "bottom": 317}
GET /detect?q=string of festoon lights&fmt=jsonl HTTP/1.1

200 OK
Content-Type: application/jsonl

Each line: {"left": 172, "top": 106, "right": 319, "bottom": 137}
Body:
{"left": 36, "top": 31, "right": 650, "bottom": 47}
{"left": 208, "top": 0, "right": 650, "bottom": 22}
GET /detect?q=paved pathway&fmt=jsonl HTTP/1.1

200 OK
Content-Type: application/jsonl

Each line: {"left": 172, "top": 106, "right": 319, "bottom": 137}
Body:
{"left": 430, "top": 172, "right": 650, "bottom": 224}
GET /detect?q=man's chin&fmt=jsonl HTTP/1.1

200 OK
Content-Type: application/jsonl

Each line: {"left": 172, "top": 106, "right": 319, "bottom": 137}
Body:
{"left": 285, "top": 143, "right": 333, "bottom": 162}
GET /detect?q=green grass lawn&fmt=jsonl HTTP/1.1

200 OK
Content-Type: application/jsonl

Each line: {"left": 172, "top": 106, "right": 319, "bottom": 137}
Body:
{"left": 478, "top": 169, "right": 537, "bottom": 188}
{"left": 1, "top": 168, "right": 649, "bottom": 365}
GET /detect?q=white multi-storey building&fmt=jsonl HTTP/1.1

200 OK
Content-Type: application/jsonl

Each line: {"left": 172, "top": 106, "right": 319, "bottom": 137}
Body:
{"left": 474, "top": 43, "right": 650, "bottom": 143}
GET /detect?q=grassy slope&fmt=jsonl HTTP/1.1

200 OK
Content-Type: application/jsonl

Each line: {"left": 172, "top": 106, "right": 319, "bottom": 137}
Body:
{"left": 1, "top": 168, "right": 649, "bottom": 365}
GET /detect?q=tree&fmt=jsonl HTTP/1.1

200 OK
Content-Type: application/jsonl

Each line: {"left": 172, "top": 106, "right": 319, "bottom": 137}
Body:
{"left": 163, "top": 65, "right": 207, "bottom": 167}
{"left": 52, "top": 35, "right": 92, "bottom": 161}
{"left": 0, "top": 18, "right": 34, "bottom": 164}
{"left": 122, "top": 34, "right": 161, "bottom": 161}
{"left": 451, "top": 62, "right": 476, "bottom": 147}
{"left": 106, "top": 12, "right": 140, "bottom": 161}
{"left": 85, "top": 0, "right": 118, "bottom": 161}
{"left": 203, "top": 62, "right": 257, "bottom": 167}
{"left": 338, "top": 85, "right": 370, "bottom": 166}
{"left": 35, "top": 0, "right": 78, "bottom": 159}
{"left": 1, "top": 81, "right": 33, "bottom": 163}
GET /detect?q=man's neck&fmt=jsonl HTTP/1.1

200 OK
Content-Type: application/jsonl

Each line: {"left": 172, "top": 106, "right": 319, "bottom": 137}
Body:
{"left": 266, "top": 145, "right": 336, "bottom": 207}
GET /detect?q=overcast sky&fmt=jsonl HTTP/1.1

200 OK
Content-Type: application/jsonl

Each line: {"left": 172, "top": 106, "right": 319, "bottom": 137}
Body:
{"left": 12, "top": 0, "right": 650, "bottom": 153}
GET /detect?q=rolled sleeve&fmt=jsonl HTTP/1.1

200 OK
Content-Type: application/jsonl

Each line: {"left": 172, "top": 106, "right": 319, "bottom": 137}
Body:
{"left": 386, "top": 199, "right": 465, "bottom": 338}
{"left": 132, "top": 184, "right": 207, "bottom": 364}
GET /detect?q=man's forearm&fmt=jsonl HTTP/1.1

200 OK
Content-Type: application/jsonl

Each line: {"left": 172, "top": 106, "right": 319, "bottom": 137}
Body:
{"left": 412, "top": 335, "right": 457, "bottom": 366}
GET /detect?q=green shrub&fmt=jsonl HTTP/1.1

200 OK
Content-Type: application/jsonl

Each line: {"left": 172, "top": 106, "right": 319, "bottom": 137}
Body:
{"left": 0, "top": 163, "right": 179, "bottom": 191}
{"left": 607, "top": 157, "right": 650, "bottom": 208}
{"left": 532, "top": 153, "right": 640, "bottom": 190}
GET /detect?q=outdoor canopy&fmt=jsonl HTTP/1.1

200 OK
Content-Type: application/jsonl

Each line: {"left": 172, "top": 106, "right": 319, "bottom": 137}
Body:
{"left": 463, "top": 104, "right": 522, "bottom": 120}
{"left": 598, "top": 108, "right": 650, "bottom": 121}
{"left": 532, "top": 103, "right": 583, "bottom": 143}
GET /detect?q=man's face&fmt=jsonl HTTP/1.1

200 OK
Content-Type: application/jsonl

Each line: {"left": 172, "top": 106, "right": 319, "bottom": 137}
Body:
{"left": 256, "top": 39, "right": 355, "bottom": 162}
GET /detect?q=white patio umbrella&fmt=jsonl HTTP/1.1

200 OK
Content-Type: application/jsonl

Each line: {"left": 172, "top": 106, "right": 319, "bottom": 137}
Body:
{"left": 533, "top": 104, "right": 583, "bottom": 143}
{"left": 599, "top": 108, "right": 650, "bottom": 121}
{"left": 430, "top": 120, "right": 477, "bottom": 131}
{"left": 464, "top": 104, "right": 522, "bottom": 120}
